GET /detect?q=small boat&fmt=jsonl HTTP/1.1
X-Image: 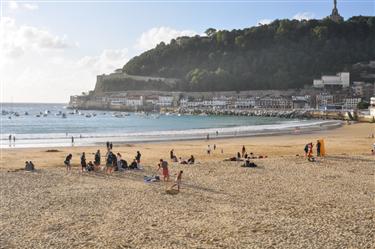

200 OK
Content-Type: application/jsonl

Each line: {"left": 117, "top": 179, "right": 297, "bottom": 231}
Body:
{"left": 43, "top": 114, "right": 48, "bottom": 117}
{"left": 14, "top": 112, "right": 20, "bottom": 117}
{"left": 62, "top": 113, "right": 67, "bottom": 118}
{"left": 24, "top": 112, "right": 29, "bottom": 115}
{"left": 35, "top": 114, "right": 41, "bottom": 117}
{"left": 85, "top": 114, "right": 92, "bottom": 118}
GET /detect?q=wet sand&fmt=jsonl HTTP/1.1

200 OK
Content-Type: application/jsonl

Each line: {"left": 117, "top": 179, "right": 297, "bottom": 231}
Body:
{"left": 0, "top": 123, "right": 374, "bottom": 248}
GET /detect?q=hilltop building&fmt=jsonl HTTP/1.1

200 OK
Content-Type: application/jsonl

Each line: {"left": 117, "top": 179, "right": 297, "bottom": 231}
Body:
{"left": 313, "top": 72, "right": 350, "bottom": 89}
{"left": 329, "top": 0, "right": 344, "bottom": 22}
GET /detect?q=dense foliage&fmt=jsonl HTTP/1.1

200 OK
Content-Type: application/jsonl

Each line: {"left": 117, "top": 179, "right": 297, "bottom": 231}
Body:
{"left": 121, "top": 16, "right": 375, "bottom": 91}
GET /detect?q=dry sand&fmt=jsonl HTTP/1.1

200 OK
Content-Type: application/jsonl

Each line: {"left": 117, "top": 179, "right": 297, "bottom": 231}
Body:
{"left": 0, "top": 123, "right": 374, "bottom": 248}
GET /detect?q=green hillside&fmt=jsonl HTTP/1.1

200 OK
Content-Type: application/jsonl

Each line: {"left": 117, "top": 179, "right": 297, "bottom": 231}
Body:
{"left": 120, "top": 16, "right": 375, "bottom": 92}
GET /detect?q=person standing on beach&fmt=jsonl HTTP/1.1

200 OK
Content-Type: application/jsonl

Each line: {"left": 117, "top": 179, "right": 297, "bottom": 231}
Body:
{"left": 109, "top": 142, "right": 113, "bottom": 150}
{"left": 242, "top": 145, "right": 246, "bottom": 158}
{"left": 80, "top": 152, "right": 87, "bottom": 172}
{"left": 136, "top": 151, "right": 141, "bottom": 165}
{"left": 94, "top": 150, "right": 101, "bottom": 168}
{"left": 206, "top": 134, "right": 210, "bottom": 140}
{"left": 316, "top": 140, "right": 321, "bottom": 157}
{"left": 213, "top": 144, "right": 216, "bottom": 150}
{"left": 71, "top": 136, "right": 74, "bottom": 145}
{"left": 170, "top": 149, "right": 174, "bottom": 160}
{"left": 304, "top": 144, "right": 309, "bottom": 157}
{"left": 8, "top": 134, "right": 12, "bottom": 143}
{"left": 106, "top": 151, "right": 114, "bottom": 174}
{"left": 106, "top": 141, "right": 110, "bottom": 150}
{"left": 64, "top": 154, "right": 72, "bottom": 174}
{"left": 158, "top": 159, "right": 169, "bottom": 182}
{"left": 207, "top": 145, "right": 211, "bottom": 155}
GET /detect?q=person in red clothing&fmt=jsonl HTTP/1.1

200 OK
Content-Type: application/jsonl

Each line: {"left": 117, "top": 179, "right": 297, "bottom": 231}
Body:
{"left": 158, "top": 159, "right": 169, "bottom": 182}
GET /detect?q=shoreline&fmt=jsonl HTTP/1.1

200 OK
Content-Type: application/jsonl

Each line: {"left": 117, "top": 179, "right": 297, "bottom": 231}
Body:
{"left": 0, "top": 120, "right": 342, "bottom": 149}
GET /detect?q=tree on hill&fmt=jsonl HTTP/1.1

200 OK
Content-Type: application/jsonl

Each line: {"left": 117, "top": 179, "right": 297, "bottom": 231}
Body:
{"left": 118, "top": 16, "right": 375, "bottom": 92}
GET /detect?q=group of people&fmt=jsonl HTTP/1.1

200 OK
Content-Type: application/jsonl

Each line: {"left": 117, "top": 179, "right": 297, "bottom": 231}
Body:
{"left": 24, "top": 161, "right": 35, "bottom": 171}
{"left": 64, "top": 147, "right": 142, "bottom": 174}
{"left": 304, "top": 140, "right": 322, "bottom": 162}
{"left": 170, "top": 149, "right": 195, "bottom": 164}
{"left": 207, "top": 144, "right": 224, "bottom": 155}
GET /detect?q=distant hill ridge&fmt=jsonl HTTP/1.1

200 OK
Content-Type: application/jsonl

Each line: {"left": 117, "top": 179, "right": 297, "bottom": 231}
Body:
{"left": 94, "top": 16, "right": 375, "bottom": 93}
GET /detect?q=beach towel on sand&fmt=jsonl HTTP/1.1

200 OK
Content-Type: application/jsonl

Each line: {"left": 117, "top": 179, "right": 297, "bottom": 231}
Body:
{"left": 144, "top": 175, "right": 160, "bottom": 183}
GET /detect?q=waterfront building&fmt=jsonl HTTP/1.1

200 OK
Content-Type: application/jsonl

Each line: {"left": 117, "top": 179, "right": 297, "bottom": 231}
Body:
{"left": 158, "top": 96, "right": 174, "bottom": 107}
{"left": 316, "top": 94, "right": 334, "bottom": 109}
{"left": 370, "top": 97, "right": 375, "bottom": 117}
{"left": 292, "top": 96, "right": 311, "bottom": 109}
{"left": 235, "top": 97, "right": 256, "bottom": 109}
{"left": 343, "top": 98, "right": 362, "bottom": 110}
{"left": 258, "top": 97, "right": 292, "bottom": 109}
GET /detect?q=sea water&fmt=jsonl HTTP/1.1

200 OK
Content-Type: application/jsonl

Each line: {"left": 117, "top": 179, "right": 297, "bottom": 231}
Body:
{"left": 1, "top": 103, "right": 340, "bottom": 148}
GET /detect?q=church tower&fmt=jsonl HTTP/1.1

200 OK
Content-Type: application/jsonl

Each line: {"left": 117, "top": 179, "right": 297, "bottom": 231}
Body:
{"left": 329, "top": 0, "right": 344, "bottom": 22}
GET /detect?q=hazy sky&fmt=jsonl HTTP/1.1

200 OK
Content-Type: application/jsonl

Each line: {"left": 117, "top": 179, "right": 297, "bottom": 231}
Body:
{"left": 1, "top": 0, "right": 374, "bottom": 103}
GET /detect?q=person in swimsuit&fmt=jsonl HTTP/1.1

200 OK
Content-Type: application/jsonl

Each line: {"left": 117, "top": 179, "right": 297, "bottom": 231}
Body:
{"left": 64, "top": 154, "right": 72, "bottom": 174}
{"left": 158, "top": 159, "right": 169, "bottom": 182}
{"left": 170, "top": 170, "right": 183, "bottom": 192}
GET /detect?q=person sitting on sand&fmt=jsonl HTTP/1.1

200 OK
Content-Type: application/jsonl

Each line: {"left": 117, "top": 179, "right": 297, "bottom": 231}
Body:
{"left": 241, "top": 159, "right": 257, "bottom": 168}
{"left": 64, "top": 154, "right": 72, "bottom": 174}
{"left": 86, "top": 161, "right": 95, "bottom": 171}
{"left": 179, "top": 157, "right": 188, "bottom": 164}
{"left": 80, "top": 152, "right": 87, "bottom": 172}
{"left": 117, "top": 153, "right": 123, "bottom": 171}
{"left": 29, "top": 161, "right": 35, "bottom": 171}
{"left": 237, "top": 152, "right": 241, "bottom": 160}
{"left": 25, "top": 161, "right": 34, "bottom": 171}
{"left": 170, "top": 170, "right": 183, "bottom": 192}
{"left": 224, "top": 155, "right": 244, "bottom": 162}
{"left": 187, "top": 155, "right": 195, "bottom": 164}
{"left": 129, "top": 159, "right": 138, "bottom": 169}
{"left": 158, "top": 159, "right": 169, "bottom": 182}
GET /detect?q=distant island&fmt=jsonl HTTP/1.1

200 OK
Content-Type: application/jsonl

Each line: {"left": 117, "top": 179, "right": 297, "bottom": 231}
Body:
{"left": 93, "top": 15, "right": 375, "bottom": 93}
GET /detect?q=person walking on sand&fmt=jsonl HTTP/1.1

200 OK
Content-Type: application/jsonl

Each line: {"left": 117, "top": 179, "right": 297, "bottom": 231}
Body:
{"left": 158, "top": 159, "right": 169, "bottom": 182}
{"left": 170, "top": 170, "right": 183, "bottom": 192}
{"left": 64, "top": 154, "right": 72, "bottom": 174}
{"left": 316, "top": 140, "right": 321, "bottom": 157}
{"left": 80, "top": 152, "right": 87, "bottom": 172}
{"left": 8, "top": 134, "right": 12, "bottom": 143}
{"left": 242, "top": 145, "right": 246, "bottom": 158}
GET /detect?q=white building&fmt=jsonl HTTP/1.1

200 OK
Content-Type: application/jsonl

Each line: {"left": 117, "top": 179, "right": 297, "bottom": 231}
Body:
{"left": 313, "top": 72, "right": 350, "bottom": 88}
{"left": 343, "top": 98, "right": 361, "bottom": 109}
{"left": 125, "top": 96, "right": 144, "bottom": 107}
{"left": 158, "top": 96, "right": 174, "bottom": 107}
{"left": 235, "top": 97, "right": 256, "bottom": 109}
{"left": 370, "top": 97, "right": 375, "bottom": 117}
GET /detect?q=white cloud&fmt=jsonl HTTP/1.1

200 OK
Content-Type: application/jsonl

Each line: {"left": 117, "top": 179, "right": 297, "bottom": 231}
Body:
{"left": 0, "top": 17, "right": 116, "bottom": 103}
{"left": 23, "top": 3, "right": 39, "bottom": 10}
{"left": 77, "top": 48, "right": 129, "bottom": 75}
{"left": 8, "top": 0, "right": 19, "bottom": 10}
{"left": 257, "top": 19, "right": 273, "bottom": 26}
{"left": 0, "top": 17, "right": 74, "bottom": 61}
{"left": 135, "top": 26, "right": 197, "bottom": 51}
{"left": 7, "top": 1, "right": 39, "bottom": 11}
{"left": 293, "top": 12, "right": 315, "bottom": 21}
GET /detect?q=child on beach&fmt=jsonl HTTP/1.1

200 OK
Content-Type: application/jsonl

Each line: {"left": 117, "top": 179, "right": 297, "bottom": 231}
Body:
{"left": 170, "top": 170, "right": 183, "bottom": 192}
{"left": 64, "top": 154, "right": 72, "bottom": 174}
{"left": 106, "top": 151, "right": 114, "bottom": 174}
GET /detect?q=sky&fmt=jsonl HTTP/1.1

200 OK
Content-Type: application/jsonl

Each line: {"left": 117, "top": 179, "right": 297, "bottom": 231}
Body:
{"left": 0, "top": 0, "right": 374, "bottom": 103}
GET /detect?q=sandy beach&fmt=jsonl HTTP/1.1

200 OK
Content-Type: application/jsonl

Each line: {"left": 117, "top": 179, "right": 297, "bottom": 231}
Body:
{"left": 0, "top": 123, "right": 374, "bottom": 248}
